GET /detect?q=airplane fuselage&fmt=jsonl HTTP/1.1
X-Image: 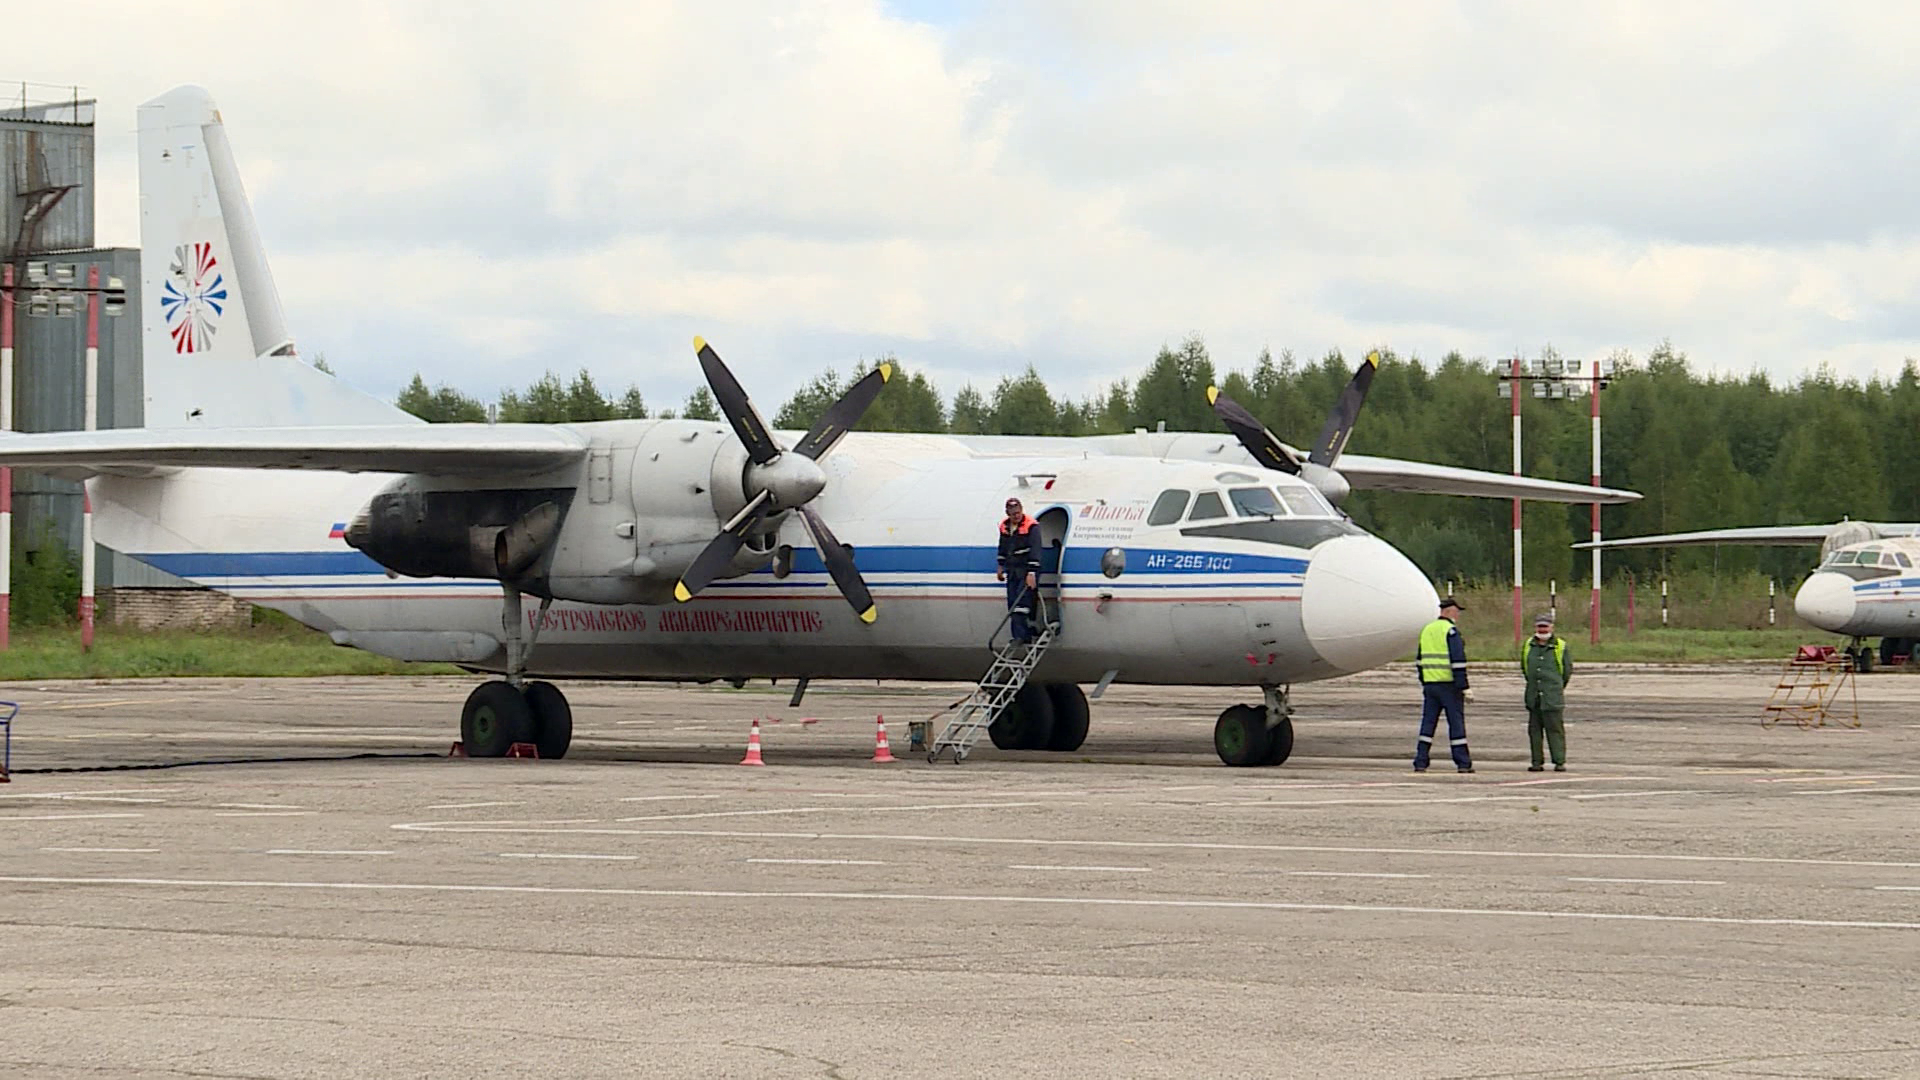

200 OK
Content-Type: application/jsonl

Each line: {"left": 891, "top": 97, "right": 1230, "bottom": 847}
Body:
{"left": 90, "top": 420, "right": 1438, "bottom": 688}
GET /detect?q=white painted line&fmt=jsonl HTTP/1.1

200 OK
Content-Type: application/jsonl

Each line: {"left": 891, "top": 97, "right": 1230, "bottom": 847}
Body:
{"left": 1009, "top": 864, "right": 1153, "bottom": 873}
{"left": 1873, "top": 886, "right": 1920, "bottom": 892}
{"left": 266, "top": 849, "right": 394, "bottom": 857}
{"left": 1160, "top": 784, "right": 1215, "bottom": 792}
{"left": 0, "top": 812, "right": 144, "bottom": 822}
{"left": 11, "top": 795, "right": 169, "bottom": 804}
{"left": 425, "top": 801, "right": 522, "bottom": 811}
{"left": 510, "top": 828, "right": 1920, "bottom": 872}
{"left": 217, "top": 803, "right": 305, "bottom": 810}
{"left": 1206, "top": 795, "right": 1533, "bottom": 808}
{"left": 1755, "top": 774, "right": 1916, "bottom": 784}
{"left": 213, "top": 811, "right": 317, "bottom": 818}
{"left": 499, "top": 852, "right": 639, "bottom": 861}
{"left": 7, "top": 875, "right": 1917, "bottom": 933}
{"left": 1794, "top": 786, "right": 1920, "bottom": 797}
{"left": 1568, "top": 877, "right": 1725, "bottom": 886}
{"left": 616, "top": 794, "right": 722, "bottom": 803}
{"left": 1279, "top": 871, "right": 1431, "bottom": 880}
{"left": 613, "top": 801, "right": 1044, "bottom": 824}
{"left": 0, "top": 787, "right": 179, "bottom": 799}
{"left": 41, "top": 847, "right": 160, "bottom": 854}
{"left": 1567, "top": 790, "right": 1700, "bottom": 801}
{"left": 746, "top": 858, "right": 888, "bottom": 866}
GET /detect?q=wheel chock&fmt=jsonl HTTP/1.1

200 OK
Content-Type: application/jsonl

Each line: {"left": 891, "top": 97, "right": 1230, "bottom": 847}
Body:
{"left": 505, "top": 743, "right": 541, "bottom": 759}
{"left": 448, "top": 741, "right": 467, "bottom": 758}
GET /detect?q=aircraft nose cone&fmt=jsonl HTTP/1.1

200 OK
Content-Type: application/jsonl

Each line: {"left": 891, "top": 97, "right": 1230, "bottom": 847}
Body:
{"left": 1301, "top": 535, "right": 1438, "bottom": 673}
{"left": 753, "top": 453, "right": 827, "bottom": 508}
{"left": 1794, "top": 571, "right": 1857, "bottom": 632}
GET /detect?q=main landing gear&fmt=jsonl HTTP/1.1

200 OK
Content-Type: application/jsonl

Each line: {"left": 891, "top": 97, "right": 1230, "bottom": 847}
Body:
{"left": 459, "top": 580, "right": 573, "bottom": 759}
{"left": 987, "top": 683, "right": 1091, "bottom": 752}
{"left": 1213, "top": 685, "right": 1294, "bottom": 767}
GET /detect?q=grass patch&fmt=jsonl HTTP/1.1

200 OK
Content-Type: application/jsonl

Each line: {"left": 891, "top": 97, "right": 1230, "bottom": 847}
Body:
{"left": 0, "top": 622, "right": 462, "bottom": 681}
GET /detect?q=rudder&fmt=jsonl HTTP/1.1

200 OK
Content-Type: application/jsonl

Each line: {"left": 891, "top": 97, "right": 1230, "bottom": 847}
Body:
{"left": 138, "top": 86, "right": 412, "bottom": 429}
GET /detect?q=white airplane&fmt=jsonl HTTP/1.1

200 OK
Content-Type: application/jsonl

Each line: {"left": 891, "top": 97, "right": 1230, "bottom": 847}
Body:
{"left": 0, "top": 86, "right": 1640, "bottom": 766}
{"left": 1577, "top": 521, "right": 1920, "bottom": 672}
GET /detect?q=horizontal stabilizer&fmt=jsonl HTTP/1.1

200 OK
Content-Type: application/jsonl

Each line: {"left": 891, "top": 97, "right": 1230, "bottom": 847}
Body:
{"left": 0, "top": 424, "right": 589, "bottom": 476}
{"left": 1333, "top": 454, "right": 1641, "bottom": 504}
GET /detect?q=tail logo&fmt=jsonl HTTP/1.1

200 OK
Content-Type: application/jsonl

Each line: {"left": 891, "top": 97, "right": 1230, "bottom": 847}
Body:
{"left": 161, "top": 242, "right": 228, "bottom": 354}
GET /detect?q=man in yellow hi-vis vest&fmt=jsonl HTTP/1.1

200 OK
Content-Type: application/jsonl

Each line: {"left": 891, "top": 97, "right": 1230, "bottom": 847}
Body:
{"left": 1413, "top": 597, "right": 1474, "bottom": 773}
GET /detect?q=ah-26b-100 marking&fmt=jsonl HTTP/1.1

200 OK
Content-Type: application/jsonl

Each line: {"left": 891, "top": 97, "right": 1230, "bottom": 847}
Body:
{"left": 0, "top": 86, "right": 1641, "bottom": 766}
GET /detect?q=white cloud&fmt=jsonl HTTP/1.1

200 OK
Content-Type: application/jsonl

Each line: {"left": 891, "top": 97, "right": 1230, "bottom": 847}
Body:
{"left": 31, "top": 0, "right": 1920, "bottom": 413}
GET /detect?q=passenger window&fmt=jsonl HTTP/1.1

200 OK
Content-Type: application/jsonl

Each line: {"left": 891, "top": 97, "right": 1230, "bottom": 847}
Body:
{"left": 1277, "top": 486, "right": 1327, "bottom": 517}
{"left": 1188, "top": 491, "right": 1228, "bottom": 521}
{"left": 1228, "top": 487, "right": 1284, "bottom": 518}
{"left": 1148, "top": 489, "right": 1191, "bottom": 526}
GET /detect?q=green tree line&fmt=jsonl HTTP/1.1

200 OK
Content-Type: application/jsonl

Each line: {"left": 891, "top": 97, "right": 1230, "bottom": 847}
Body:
{"left": 397, "top": 339, "right": 1920, "bottom": 587}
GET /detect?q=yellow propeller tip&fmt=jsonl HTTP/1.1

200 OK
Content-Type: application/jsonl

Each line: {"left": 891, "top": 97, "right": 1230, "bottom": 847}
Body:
{"left": 672, "top": 582, "right": 693, "bottom": 603}
{"left": 1205, "top": 386, "right": 1220, "bottom": 405}
{"left": 1366, "top": 350, "right": 1381, "bottom": 366}
{"left": 692, "top": 335, "right": 708, "bottom": 352}
{"left": 878, "top": 362, "right": 893, "bottom": 383}
{"left": 858, "top": 606, "right": 878, "bottom": 624}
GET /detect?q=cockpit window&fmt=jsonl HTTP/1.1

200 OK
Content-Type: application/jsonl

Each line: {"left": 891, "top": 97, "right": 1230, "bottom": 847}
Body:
{"left": 1899, "top": 553, "right": 1913, "bottom": 568}
{"left": 1827, "top": 551, "right": 1859, "bottom": 565}
{"left": 1228, "top": 486, "right": 1285, "bottom": 519}
{"left": 1188, "top": 491, "right": 1228, "bottom": 521}
{"left": 1147, "top": 489, "right": 1191, "bottom": 526}
{"left": 1277, "top": 485, "right": 1336, "bottom": 518}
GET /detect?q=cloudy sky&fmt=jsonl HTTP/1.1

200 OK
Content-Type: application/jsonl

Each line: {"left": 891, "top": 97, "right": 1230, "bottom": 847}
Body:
{"left": 27, "top": 0, "right": 1920, "bottom": 411}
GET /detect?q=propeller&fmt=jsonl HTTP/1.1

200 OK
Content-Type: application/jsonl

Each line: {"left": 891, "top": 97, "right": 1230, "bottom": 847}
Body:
{"left": 1206, "top": 350, "right": 1381, "bottom": 505}
{"left": 674, "top": 338, "right": 890, "bottom": 624}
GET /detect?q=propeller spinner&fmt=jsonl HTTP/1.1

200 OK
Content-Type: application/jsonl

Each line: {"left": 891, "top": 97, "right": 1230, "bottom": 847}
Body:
{"left": 1206, "top": 350, "right": 1380, "bottom": 505}
{"left": 674, "top": 338, "right": 889, "bottom": 624}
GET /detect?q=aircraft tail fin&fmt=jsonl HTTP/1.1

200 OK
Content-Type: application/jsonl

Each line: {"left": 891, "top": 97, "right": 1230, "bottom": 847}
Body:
{"left": 138, "top": 86, "right": 414, "bottom": 429}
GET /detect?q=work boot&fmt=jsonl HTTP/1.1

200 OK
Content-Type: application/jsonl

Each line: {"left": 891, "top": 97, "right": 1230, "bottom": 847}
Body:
{"left": 1457, "top": 766, "right": 1474, "bottom": 774}
{"left": 1554, "top": 764, "right": 1567, "bottom": 772}
{"left": 1528, "top": 764, "right": 1544, "bottom": 772}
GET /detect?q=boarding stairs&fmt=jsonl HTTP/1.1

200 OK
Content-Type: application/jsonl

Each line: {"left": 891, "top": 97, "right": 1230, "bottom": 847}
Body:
{"left": 928, "top": 580, "right": 1059, "bottom": 764}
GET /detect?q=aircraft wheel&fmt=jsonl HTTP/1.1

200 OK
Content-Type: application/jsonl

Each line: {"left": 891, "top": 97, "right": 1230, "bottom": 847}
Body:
{"left": 1214, "top": 704, "right": 1271, "bottom": 767}
{"left": 524, "top": 681, "right": 573, "bottom": 760}
{"left": 461, "top": 681, "right": 535, "bottom": 758}
{"left": 1044, "top": 684, "right": 1090, "bottom": 752}
{"left": 1880, "top": 638, "right": 1903, "bottom": 669}
{"left": 1855, "top": 647, "right": 1875, "bottom": 674}
{"left": 989, "top": 684, "right": 1056, "bottom": 750}
{"left": 1261, "top": 714, "right": 1295, "bottom": 766}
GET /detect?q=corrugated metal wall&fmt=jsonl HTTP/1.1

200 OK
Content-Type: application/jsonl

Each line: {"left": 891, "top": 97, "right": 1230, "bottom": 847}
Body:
{"left": 3, "top": 111, "right": 95, "bottom": 256}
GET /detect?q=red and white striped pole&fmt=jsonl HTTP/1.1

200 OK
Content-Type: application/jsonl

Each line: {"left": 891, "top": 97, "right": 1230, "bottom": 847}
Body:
{"left": 81, "top": 265, "right": 99, "bottom": 651}
{"left": 1510, "top": 354, "right": 1523, "bottom": 647}
{"left": 1, "top": 263, "right": 13, "bottom": 652}
{"left": 1589, "top": 358, "right": 1602, "bottom": 646}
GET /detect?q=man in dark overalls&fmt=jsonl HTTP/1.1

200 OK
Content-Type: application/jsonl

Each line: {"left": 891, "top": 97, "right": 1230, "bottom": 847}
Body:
{"left": 995, "top": 497, "right": 1039, "bottom": 645}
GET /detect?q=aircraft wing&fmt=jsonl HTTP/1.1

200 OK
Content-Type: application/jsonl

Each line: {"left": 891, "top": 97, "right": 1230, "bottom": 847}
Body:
{"left": 1332, "top": 453, "right": 1641, "bottom": 504}
{"left": 1571, "top": 524, "right": 1843, "bottom": 549}
{"left": 0, "top": 424, "right": 589, "bottom": 476}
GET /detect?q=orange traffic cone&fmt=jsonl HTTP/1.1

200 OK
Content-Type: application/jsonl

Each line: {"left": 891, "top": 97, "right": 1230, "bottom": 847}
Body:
{"left": 739, "top": 718, "right": 767, "bottom": 766}
{"left": 870, "top": 714, "right": 897, "bottom": 763}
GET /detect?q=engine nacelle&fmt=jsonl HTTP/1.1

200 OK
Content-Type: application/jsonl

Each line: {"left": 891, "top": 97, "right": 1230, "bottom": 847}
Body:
{"left": 346, "top": 480, "right": 575, "bottom": 586}
{"left": 1822, "top": 519, "right": 1878, "bottom": 557}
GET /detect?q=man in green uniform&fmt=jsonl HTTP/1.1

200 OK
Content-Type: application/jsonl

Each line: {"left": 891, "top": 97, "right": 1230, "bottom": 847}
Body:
{"left": 1521, "top": 611, "right": 1572, "bottom": 772}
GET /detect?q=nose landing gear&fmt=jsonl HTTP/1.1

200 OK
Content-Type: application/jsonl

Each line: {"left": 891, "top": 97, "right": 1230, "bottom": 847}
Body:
{"left": 1213, "top": 684, "right": 1294, "bottom": 767}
